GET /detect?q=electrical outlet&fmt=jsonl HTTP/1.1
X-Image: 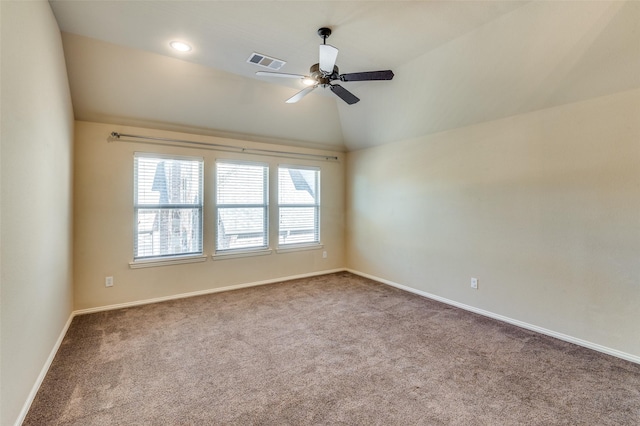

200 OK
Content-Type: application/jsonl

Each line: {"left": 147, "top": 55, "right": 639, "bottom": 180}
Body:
{"left": 322, "top": 251, "right": 327, "bottom": 259}
{"left": 471, "top": 277, "right": 478, "bottom": 289}
{"left": 105, "top": 276, "right": 114, "bottom": 287}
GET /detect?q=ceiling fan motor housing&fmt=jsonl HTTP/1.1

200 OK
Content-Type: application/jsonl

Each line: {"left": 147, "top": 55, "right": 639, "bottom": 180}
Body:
{"left": 310, "top": 63, "right": 339, "bottom": 85}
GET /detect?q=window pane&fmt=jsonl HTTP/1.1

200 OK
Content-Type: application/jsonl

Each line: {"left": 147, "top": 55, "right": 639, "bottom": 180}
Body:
{"left": 215, "top": 161, "right": 268, "bottom": 252}
{"left": 136, "top": 157, "right": 202, "bottom": 206}
{"left": 134, "top": 154, "right": 203, "bottom": 261}
{"left": 279, "top": 206, "right": 318, "bottom": 245}
{"left": 278, "top": 168, "right": 318, "bottom": 205}
{"left": 217, "top": 207, "right": 267, "bottom": 250}
{"left": 217, "top": 162, "right": 266, "bottom": 205}
{"left": 278, "top": 166, "right": 320, "bottom": 246}
{"left": 135, "top": 208, "right": 202, "bottom": 258}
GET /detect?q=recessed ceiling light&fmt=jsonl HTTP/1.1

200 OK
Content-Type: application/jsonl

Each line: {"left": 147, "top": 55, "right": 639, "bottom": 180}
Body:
{"left": 170, "top": 41, "right": 192, "bottom": 52}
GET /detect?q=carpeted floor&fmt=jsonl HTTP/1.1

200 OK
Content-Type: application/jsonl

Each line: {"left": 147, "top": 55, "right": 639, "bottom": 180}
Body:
{"left": 25, "top": 272, "right": 640, "bottom": 425}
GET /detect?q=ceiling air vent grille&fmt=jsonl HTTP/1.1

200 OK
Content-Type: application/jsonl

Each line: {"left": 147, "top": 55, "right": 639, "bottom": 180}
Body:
{"left": 247, "top": 52, "right": 286, "bottom": 70}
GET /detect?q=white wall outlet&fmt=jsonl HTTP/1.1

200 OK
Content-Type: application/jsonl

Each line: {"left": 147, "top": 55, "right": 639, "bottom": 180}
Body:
{"left": 105, "top": 276, "right": 114, "bottom": 287}
{"left": 322, "top": 251, "right": 327, "bottom": 259}
{"left": 471, "top": 277, "right": 478, "bottom": 289}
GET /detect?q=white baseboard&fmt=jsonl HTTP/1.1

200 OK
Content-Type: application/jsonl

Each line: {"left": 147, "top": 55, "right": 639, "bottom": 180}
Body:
{"left": 346, "top": 268, "right": 640, "bottom": 365}
{"left": 74, "top": 268, "right": 346, "bottom": 316}
{"left": 19, "top": 267, "right": 636, "bottom": 426}
{"left": 15, "top": 313, "right": 75, "bottom": 426}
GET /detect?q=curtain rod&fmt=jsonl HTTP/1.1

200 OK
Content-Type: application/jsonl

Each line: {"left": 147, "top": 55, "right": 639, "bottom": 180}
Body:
{"left": 109, "top": 132, "right": 339, "bottom": 161}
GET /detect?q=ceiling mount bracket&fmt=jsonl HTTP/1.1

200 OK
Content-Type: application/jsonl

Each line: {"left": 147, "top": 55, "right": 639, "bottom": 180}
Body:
{"left": 317, "top": 27, "right": 331, "bottom": 44}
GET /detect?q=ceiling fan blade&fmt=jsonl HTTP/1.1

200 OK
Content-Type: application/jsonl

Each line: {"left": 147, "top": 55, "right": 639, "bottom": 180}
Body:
{"left": 340, "top": 70, "right": 395, "bottom": 82}
{"left": 330, "top": 84, "right": 360, "bottom": 105}
{"left": 319, "top": 44, "right": 339, "bottom": 74}
{"left": 256, "top": 71, "right": 308, "bottom": 79}
{"left": 285, "top": 85, "right": 317, "bottom": 103}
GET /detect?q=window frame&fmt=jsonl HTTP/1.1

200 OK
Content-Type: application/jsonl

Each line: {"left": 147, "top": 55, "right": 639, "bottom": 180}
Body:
{"left": 277, "top": 164, "right": 321, "bottom": 248}
{"left": 214, "top": 159, "right": 270, "bottom": 256}
{"left": 132, "top": 152, "right": 204, "bottom": 264}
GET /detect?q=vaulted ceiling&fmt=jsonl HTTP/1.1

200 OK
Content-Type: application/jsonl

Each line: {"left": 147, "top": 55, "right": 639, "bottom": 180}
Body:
{"left": 50, "top": 1, "right": 640, "bottom": 151}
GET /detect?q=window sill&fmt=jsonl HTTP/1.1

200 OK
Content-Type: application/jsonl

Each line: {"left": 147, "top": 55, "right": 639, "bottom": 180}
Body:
{"left": 129, "top": 255, "right": 208, "bottom": 269}
{"left": 212, "top": 248, "right": 273, "bottom": 261}
{"left": 276, "top": 243, "right": 323, "bottom": 254}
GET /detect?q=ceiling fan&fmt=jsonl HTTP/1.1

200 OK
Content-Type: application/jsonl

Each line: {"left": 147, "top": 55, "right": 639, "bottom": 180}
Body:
{"left": 256, "top": 27, "right": 394, "bottom": 105}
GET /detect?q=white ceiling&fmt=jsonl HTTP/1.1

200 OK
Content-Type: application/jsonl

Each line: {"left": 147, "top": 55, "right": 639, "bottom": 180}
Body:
{"left": 50, "top": 1, "right": 640, "bottom": 151}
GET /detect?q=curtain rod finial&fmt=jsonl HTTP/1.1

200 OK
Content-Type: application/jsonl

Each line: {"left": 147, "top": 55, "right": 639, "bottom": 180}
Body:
{"left": 110, "top": 132, "right": 120, "bottom": 138}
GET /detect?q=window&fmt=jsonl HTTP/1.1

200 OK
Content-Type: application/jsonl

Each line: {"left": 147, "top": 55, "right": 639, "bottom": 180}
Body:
{"left": 134, "top": 153, "right": 203, "bottom": 260}
{"left": 278, "top": 166, "right": 320, "bottom": 246}
{"left": 216, "top": 161, "right": 268, "bottom": 252}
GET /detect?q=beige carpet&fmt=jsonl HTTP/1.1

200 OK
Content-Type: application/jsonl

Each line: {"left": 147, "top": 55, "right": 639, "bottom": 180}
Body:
{"left": 25, "top": 272, "right": 640, "bottom": 425}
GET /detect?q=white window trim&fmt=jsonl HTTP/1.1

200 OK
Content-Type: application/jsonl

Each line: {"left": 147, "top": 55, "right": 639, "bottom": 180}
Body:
{"left": 277, "top": 163, "right": 321, "bottom": 172}
{"left": 129, "top": 254, "right": 208, "bottom": 269}
{"left": 134, "top": 151, "right": 203, "bottom": 161}
{"left": 275, "top": 243, "right": 323, "bottom": 254}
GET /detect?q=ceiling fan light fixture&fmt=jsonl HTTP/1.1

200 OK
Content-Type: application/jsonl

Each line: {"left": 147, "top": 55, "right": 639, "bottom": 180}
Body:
{"left": 170, "top": 41, "right": 192, "bottom": 52}
{"left": 302, "top": 77, "right": 316, "bottom": 86}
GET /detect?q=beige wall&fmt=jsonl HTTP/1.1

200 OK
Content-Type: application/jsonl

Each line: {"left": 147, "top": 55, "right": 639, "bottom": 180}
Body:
{"left": 0, "top": 1, "right": 75, "bottom": 425}
{"left": 346, "top": 88, "right": 640, "bottom": 358}
{"left": 74, "top": 121, "right": 345, "bottom": 310}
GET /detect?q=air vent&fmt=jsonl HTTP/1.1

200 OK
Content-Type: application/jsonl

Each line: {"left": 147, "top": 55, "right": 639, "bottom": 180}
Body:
{"left": 247, "top": 52, "right": 286, "bottom": 70}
